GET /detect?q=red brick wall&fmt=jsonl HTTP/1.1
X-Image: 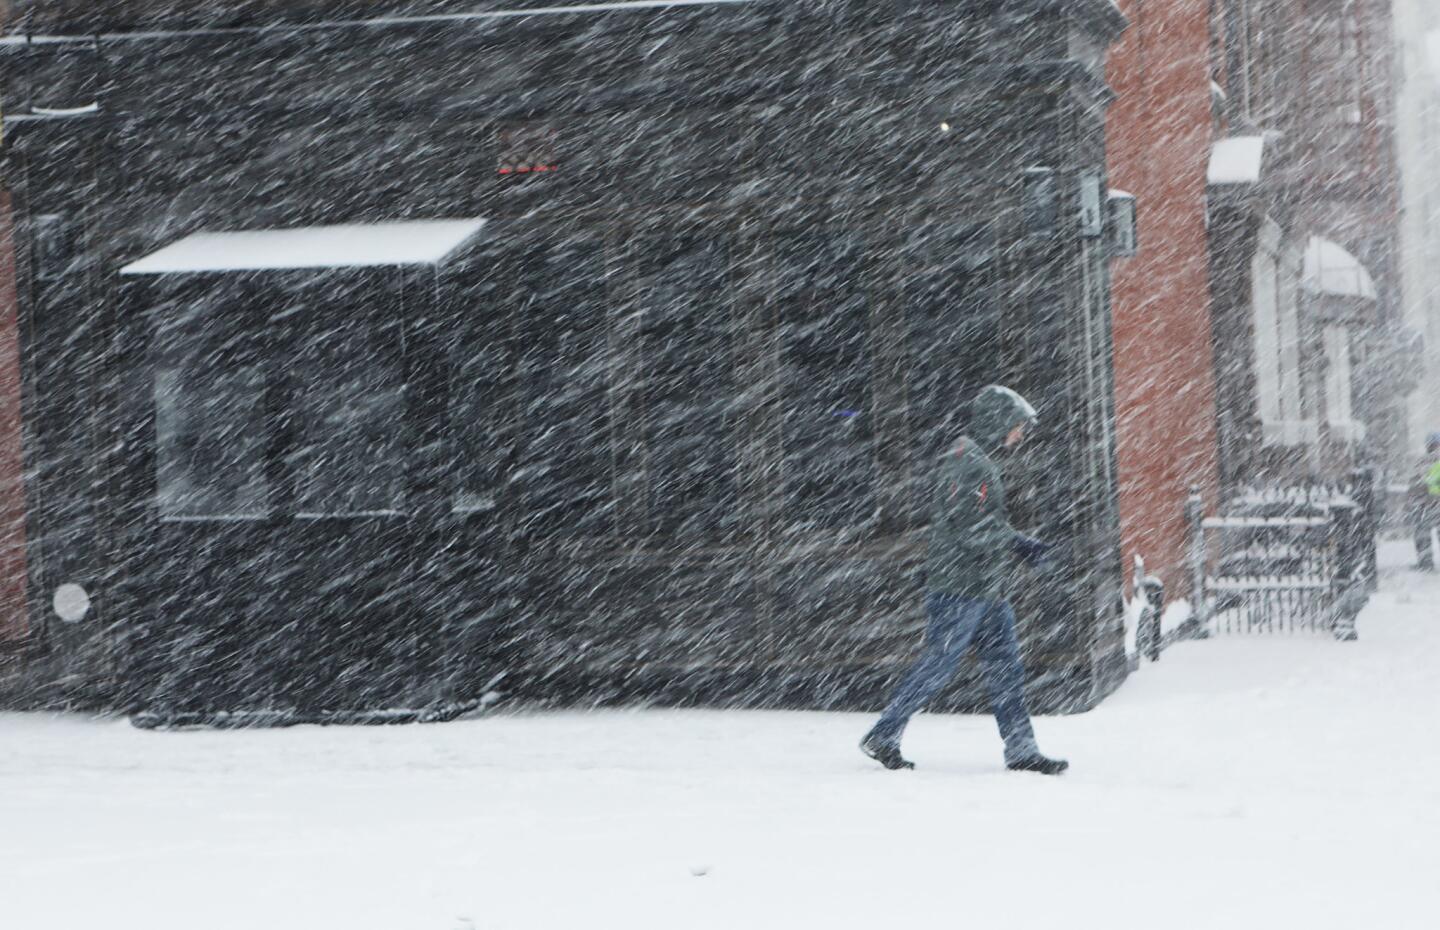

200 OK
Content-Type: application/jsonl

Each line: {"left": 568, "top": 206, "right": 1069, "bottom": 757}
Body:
{"left": 0, "top": 190, "right": 30, "bottom": 644}
{"left": 1105, "top": 0, "right": 1221, "bottom": 597}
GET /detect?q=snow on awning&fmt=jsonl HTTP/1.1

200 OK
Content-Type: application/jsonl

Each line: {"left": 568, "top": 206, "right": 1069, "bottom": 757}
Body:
{"left": 1302, "top": 236, "right": 1377, "bottom": 300}
{"left": 1207, "top": 136, "right": 1266, "bottom": 185}
{"left": 120, "top": 218, "right": 486, "bottom": 275}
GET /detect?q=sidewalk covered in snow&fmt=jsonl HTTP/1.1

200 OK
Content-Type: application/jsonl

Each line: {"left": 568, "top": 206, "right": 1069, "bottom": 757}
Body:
{"left": 2, "top": 542, "right": 1438, "bottom": 930}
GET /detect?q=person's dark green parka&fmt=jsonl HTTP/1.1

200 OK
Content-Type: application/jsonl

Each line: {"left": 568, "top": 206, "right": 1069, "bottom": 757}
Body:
{"left": 924, "top": 386, "right": 1039, "bottom": 598}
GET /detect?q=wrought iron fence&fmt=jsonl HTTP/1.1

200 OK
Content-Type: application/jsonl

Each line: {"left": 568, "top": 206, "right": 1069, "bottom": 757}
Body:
{"left": 1186, "top": 470, "right": 1377, "bottom": 642}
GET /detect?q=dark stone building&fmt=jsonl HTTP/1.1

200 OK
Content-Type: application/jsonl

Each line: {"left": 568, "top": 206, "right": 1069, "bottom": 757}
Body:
{"left": 0, "top": 0, "right": 1130, "bottom": 721}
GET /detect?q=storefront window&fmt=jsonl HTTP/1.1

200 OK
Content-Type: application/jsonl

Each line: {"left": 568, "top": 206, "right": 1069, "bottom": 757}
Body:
{"left": 154, "top": 301, "right": 270, "bottom": 520}
{"left": 447, "top": 239, "right": 614, "bottom": 533}
{"left": 774, "top": 231, "right": 875, "bottom": 531}
{"left": 507, "top": 240, "right": 615, "bottom": 536}
{"left": 905, "top": 223, "right": 998, "bottom": 471}
{"left": 450, "top": 302, "right": 506, "bottom": 516}
{"left": 636, "top": 233, "right": 739, "bottom": 537}
{"left": 290, "top": 278, "right": 407, "bottom": 517}
{"left": 34, "top": 214, "right": 79, "bottom": 282}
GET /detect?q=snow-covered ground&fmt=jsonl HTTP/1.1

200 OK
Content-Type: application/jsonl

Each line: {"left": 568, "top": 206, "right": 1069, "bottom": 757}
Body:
{"left": 3, "top": 541, "right": 1438, "bottom": 930}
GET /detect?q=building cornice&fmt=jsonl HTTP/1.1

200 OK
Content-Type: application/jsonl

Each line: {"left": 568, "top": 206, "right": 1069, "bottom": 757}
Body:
{"left": 4, "top": 0, "right": 1126, "bottom": 43}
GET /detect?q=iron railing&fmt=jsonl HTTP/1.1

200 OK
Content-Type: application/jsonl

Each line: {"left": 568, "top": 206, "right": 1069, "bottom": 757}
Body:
{"left": 1186, "top": 470, "right": 1376, "bottom": 642}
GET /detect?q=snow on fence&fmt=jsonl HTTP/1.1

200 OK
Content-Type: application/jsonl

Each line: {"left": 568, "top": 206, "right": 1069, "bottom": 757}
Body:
{"left": 1185, "top": 470, "right": 1377, "bottom": 642}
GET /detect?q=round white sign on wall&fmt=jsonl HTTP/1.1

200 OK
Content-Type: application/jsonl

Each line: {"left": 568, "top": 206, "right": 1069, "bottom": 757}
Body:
{"left": 53, "top": 583, "right": 91, "bottom": 624}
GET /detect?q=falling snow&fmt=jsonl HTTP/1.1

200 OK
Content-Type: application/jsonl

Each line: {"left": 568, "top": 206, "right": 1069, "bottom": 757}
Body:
{"left": 3, "top": 542, "right": 1438, "bottom": 930}
{"left": 1, "top": 0, "right": 1438, "bottom": 925}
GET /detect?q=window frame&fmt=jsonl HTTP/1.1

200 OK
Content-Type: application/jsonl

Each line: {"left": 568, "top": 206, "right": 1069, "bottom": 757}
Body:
{"left": 1251, "top": 220, "right": 1313, "bottom": 446}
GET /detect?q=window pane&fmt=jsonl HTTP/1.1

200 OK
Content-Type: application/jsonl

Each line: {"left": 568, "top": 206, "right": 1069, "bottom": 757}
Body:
{"left": 509, "top": 240, "right": 614, "bottom": 536}
{"left": 34, "top": 214, "right": 79, "bottom": 283}
{"left": 1324, "top": 325, "right": 1355, "bottom": 426}
{"left": 1275, "top": 261, "right": 1304, "bottom": 424}
{"left": 636, "top": 233, "right": 739, "bottom": 537}
{"left": 290, "top": 280, "right": 407, "bottom": 517}
{"left": 775, "top": 231, "right": 875, "bottom": 530}
{"left": 153, "top": 304, "right": 270, "bottom": 520}
{"left": 450, "top": 273, "right": 507, "bottom": 516}
{"left": 1251, "top": 242, "right": 1283, "bottom": 427}
{"left": 906, "top": 224, "right": 997, "bottom": 465}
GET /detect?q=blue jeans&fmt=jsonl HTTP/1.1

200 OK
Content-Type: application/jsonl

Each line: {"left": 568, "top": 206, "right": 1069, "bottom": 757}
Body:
{"left": 1415, "top": 497, "right": 1438, "bottom": 568}
{"left": 870, "top": 594, "right": 1039, "bottom": 762}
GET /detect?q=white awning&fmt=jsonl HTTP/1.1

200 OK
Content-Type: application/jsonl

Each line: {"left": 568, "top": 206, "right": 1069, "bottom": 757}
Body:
{"left": 1208, "top": 136, "right": 1266, "bottom": 185}
{"left": 120, "top": 218, "right": 486, "bottom": 275}
{"left": 1302, "top": 236, "right": 1377, "bottom": 300}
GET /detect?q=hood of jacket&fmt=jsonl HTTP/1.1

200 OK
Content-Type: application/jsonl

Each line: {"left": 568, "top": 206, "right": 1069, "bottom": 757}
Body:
{"left": 969, "top": 385, "right": 1038, "bottom": 452}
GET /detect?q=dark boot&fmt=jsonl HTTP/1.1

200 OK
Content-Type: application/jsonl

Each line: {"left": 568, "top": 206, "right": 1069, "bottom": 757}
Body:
{"left": 1006, "top": 752, "right": 1069, "bottom": 775}
{"left": 860, "top": 730, "right": 915, "bottom": 770}
{"left": 1415, "top": 527, "right": 1435, "bottom": 570}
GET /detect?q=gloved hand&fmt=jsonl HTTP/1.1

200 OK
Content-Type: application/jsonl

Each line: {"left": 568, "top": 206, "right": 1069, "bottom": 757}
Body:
{"left": 1012, "top": 533, "right": 1055, "bottom": 568}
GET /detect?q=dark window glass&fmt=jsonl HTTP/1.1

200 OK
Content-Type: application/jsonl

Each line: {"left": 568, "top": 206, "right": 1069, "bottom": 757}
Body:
{"left": 289, "top": 277, "right": 407, "bottom": 517}
{"left": 1022, "top": 170, "right": 1058, "bottom": 235}
{"left": 508, "top": 240, "right": 614, "bottom": 536}
{"left": 636, "top": 233, "right": 739, "bottom": 538}
{"left": 774, "top": 231, "right": 875, "bottom": 530}
{"left": 905, "top": 224, "right": 998, "bottom": 507}
{"left": 34, "top": 214, "right": 78, "bottom": 282}
{"left": 449, "top": 272, "right": 507, "bottom": 516}
{"left": 153, "top": 299, "right": 270, "bottom": 520}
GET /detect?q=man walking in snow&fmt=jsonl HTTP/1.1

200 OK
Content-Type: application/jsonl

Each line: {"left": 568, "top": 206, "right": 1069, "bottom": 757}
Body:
{"left": 861, "top": 385, "right": 1068, "bottom": 775}
{"left": 1412, "top": 432, "right": 1440, "bottom": 571}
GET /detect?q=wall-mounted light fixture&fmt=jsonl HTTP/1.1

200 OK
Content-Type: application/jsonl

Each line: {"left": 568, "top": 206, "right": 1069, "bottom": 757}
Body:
{"left": 1078, "top": 174, "right": 1104, "bottom": 238}
{"left": 1108, "top": 189, "right": 1138, "bottom": 257}
{"left": 53, "top": 583, "right": 91, "bottom": 624}
{"left": 1022, "top": 167, "right": 1058, "bottom": 235}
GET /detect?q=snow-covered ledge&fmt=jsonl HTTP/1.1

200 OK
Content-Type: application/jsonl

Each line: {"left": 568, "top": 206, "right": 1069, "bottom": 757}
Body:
{"left": 120, "top": 218, "right": 487, "bottom": 275}
{"left": 1261, "top": 418, "right": 1319, "bottom": 447}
